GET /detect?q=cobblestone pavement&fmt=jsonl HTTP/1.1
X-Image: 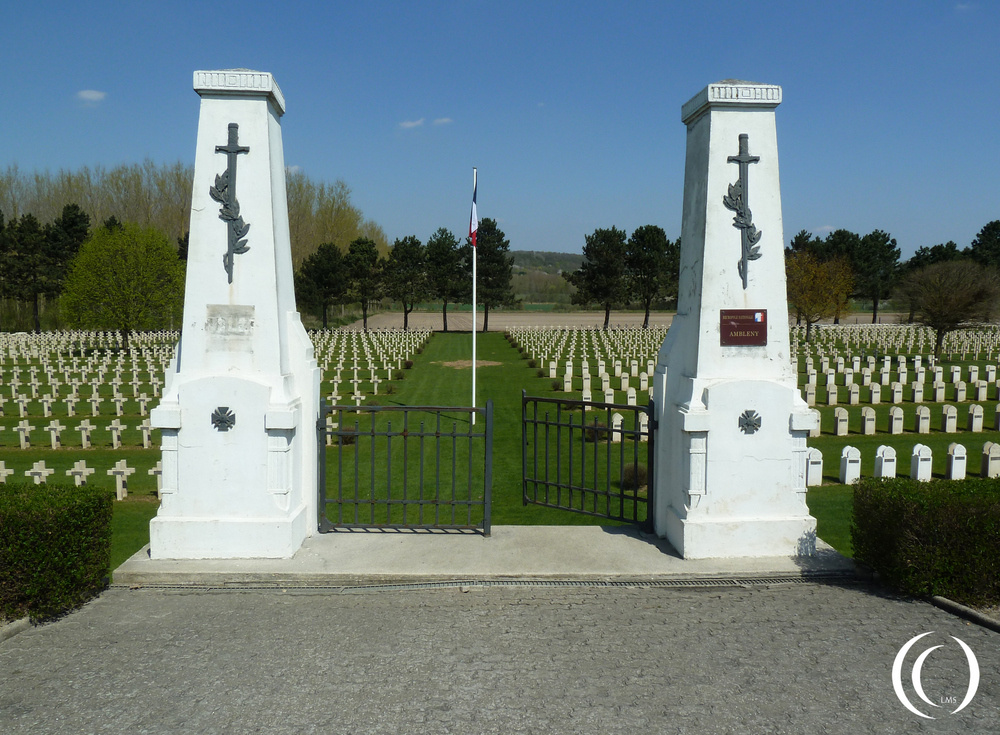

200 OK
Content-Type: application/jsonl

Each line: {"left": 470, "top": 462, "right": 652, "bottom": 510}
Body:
{"left": 1, "top": 581, "right": 997, "bottom": 734}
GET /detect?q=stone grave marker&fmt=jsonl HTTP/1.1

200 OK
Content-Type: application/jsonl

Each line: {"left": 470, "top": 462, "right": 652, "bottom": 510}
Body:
{"left": 874, "top": 445, "right": 896, "bottom": 479}
{"left": 806, "top": 448, "right": 823, "bottom": 486}
{"left": 107, "top": 460, "right": 136, "bottom": 501}
{"left": 910, "top": 444, "right": 932, "bottom": 482}
{"left": 25, "top": 461, "right": 54, "bottom": 485}
{"left": 982, "top": 442, "right": 1000, "bottom": 478}
{"left": 839, "top": 446, "right": 861, "bottom": 484}
{"left": 834, "top": 407, "right": 848, "bottom": 436}
{"left": 942, "top": 405, "right": 958, "bottom": 433}
{"left": 968, "top": 404, "right": 984, "bottom": 432}
{"left": 915, "top": 406, "right": 930, "bottom": 434}
{"left": 888, "top": 406, "right": 904, "bottom": 434}
{"left": 45, "top": 419, "right": 65, "bottom": 449}
{"left": 77, "top": 419, "right": 94, "bottom": 448}
{"left": 868, "top": 383, "right": 882, "bottom": 405}
{"left": 860, "top": 406, "right": 876, "bottom": 435}
{"left": 15, "top": 420, "right": 33, "bottom": 449}
{"left": 890, "top": 382, "right": 903, "bottom": 404}
{"left": 66, "top": 460, "right": 95, "bottom": 487}
{"left": 947, "top": 443, "right": 967, "bottom": 480}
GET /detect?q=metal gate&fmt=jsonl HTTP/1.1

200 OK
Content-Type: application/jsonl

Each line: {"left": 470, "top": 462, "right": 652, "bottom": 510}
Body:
{"left": 318, "top": 401, "right": 493, "bottom": 534}
{"left": 522, "top": 391, "right": 653, "bottom": 529}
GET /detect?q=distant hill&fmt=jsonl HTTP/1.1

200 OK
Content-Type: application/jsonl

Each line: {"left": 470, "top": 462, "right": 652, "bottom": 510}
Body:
{"left": 511, "top": 251, "right": 582, "bottom": 304}
{"left": 511, "top": 251, "right": 583, "bottom": 275}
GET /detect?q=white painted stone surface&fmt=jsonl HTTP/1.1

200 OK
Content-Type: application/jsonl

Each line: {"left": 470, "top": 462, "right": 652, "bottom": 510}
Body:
{"left": 149, "top": 70, "right": 320, "bottom": 559}
{"left": 947, "top": 443, "right": 967, "bottom": 480}
{"left": 874, "top": 445, "right": 896, "bottom": 479}
{"left": 839, "top": 446, "right": 861, "bottom": 485}
{"left": 910, "top": 444, "right": 933, "bottom": 482}
{"left": 652, "top": 81, "right": 816, "bottom": 558}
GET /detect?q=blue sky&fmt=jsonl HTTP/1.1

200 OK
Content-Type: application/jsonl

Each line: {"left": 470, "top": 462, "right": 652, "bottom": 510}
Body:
{"left": 1, "top": 1, "right": 997, "bottom": 258}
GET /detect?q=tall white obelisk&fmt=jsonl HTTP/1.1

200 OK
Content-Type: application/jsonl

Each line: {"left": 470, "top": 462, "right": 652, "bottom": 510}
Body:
{"left": 149, "top": 70, "right": 320, "bottom": 559}
{"left": 652, "top": 81, "right": 817, "bottom": 558}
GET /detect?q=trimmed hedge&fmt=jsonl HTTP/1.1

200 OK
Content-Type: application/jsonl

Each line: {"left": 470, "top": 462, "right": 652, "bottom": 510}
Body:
{"left": 852, "top": 477, "right": 1000, "bottom": 606}
{"left": 0, "top": 482, "right": 114, "bottom": 622}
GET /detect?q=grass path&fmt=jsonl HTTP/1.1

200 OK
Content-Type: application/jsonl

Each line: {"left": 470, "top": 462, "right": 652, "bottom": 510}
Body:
{"left": 384, "top": 330, "right": 625, "bottom": 526}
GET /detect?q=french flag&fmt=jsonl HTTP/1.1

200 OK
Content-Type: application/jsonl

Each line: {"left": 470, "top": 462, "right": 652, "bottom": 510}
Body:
{"left": 469, "top": 168, "right": 478, "bottom": 248}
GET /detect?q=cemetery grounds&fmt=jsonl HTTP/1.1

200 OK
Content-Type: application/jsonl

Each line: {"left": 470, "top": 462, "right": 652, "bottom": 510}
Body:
{"left": 5, "top": 315, "right": 1000, "bottom": 576}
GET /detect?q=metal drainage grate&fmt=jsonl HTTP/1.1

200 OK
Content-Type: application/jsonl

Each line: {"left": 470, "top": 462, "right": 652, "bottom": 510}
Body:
{"left": 112, "top": 572, "right": 861, "bottom": 594}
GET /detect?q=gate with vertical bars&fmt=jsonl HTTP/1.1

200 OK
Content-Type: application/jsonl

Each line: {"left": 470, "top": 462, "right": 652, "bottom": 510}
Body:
{"left": 522, "top": 391, "right": 654, "bottom": 529}
{"left": 318, "top": 401, "right": 493, "bottom": 534}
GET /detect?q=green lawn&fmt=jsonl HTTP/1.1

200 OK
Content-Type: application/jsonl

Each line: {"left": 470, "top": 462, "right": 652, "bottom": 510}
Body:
{"left": 6, "top": 327, "right": 871, "bottom": 569}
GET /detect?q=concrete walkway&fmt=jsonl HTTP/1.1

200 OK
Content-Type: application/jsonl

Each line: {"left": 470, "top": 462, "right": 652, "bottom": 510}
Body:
{"left": 114, "top": 525, "right": 854, "bottom": 587}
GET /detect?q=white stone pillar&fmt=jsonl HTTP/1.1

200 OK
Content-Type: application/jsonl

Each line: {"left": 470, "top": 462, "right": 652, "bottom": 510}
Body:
{"left": 651, "top": 80, "right": 817, "bottom": 558}
{"left": 149, "top": 70, "right": 320, "bottom": 559}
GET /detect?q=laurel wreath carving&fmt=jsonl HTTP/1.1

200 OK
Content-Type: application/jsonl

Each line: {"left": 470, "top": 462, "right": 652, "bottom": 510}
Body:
{"left": 723, "top": 178, "right": 762, "bottom": 286}
{"left": 210, "top": 168, "right": 250, "bottom": 282}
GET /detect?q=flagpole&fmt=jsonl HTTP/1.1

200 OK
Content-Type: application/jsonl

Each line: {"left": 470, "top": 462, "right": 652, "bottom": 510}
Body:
{"left": 471, "top": 167, "right": 478, "bottom": 425}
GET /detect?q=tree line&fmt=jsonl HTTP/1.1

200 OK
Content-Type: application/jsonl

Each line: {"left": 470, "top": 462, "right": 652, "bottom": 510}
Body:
{"left": 0, "top": 205, "right": 184, "bottom": 347}
{"left": 296, "top": 218, "right": 516, "bottom": 332}
{"left": 785, "top": 220, "right": 1000, "bottom": 355}
{"left": 0, "top": 163, "right": 388, "bottom": 269}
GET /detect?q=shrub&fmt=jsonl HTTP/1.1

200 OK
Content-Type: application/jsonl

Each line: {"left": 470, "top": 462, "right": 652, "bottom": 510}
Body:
{"left": 584, "top": 421, "right": 609, "bottom": 442}
{"left": 393, "top": 370, "right": 404, "bottom": 380}
{"left": 621, "top": 464, "right": 648, "bottom": 491}
{"left": 384, "top": 384, "right": 395, "bottom": 395}
{"left": 852, "top": 477, "right": 1000, "bottom": 606}
{"left": 527, "top": 359, "right": 537, "bottom": 369}
{"left": 0, "top": 482, "right": 114, "bottom": 623}
{"left": 551, "top": 380, "right": 562, "bottom": 392}
{"left": 404, "top": 360, "right": 414, "bottom": 369}
{"left": 536, "top": 369, "right": 546, "bottom": 378}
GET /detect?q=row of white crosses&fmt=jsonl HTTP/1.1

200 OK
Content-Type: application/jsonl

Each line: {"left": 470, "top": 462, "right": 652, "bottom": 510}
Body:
{"left": 311, "top": 328, "right": 432, "bottom": 405}
{"left": 820, "top": 404, "right": 993, "bottom": 437}
{"left": 806, "top": 442, "right": 1000, "bottom": 486}
{"left": 5, "top": 418, "right": 154, "bottom": 449}
{"left": 0, "top": 459, "right": 161, "bottom": 500}
{"left": 0, "top": 331, "right": 177, "bottom": 420}
{"left": 508, "top": 326, "right": 668, "bottom": 406}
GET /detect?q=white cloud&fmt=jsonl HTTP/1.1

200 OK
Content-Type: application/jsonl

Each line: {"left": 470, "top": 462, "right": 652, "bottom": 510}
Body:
{"left": 399, "top": 118, "right": 424, "bottom": 129}
{"left": 813, "top": 225, "right": 835, "bottom": 235}
{"left": 433, "top": 117, "right": 453, "bottom": 126}
{"left": 286, "top": 165, "right": 302, "bottom": 174}
{"left": 76, "top": 89, "right": 107, "bottom": 104}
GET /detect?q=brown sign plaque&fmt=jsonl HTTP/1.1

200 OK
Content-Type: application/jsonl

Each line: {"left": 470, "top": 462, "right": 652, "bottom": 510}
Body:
{"left": 720, "top": 309, "right": 767, "bottom": 346}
